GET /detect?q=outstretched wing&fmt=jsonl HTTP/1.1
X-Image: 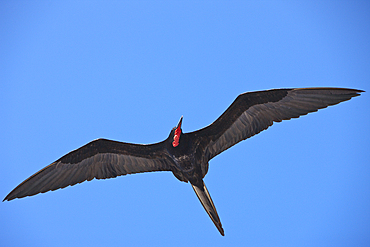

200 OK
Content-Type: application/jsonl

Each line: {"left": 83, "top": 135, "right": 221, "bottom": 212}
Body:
{"left": 4, "top": 138, "right": 173, "bottom": 201}
{"left": 189, "top": 87, "right": 363, "bottom": 160}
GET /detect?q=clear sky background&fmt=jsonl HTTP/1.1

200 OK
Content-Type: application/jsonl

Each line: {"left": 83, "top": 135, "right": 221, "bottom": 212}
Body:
{"left": 1, "top": 1, "right": 369, "bottom": 246}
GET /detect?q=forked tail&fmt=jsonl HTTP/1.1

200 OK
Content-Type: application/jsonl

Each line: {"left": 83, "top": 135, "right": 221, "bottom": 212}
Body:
{"left": 191, "top": 181, "right": 224, "bottom": 236}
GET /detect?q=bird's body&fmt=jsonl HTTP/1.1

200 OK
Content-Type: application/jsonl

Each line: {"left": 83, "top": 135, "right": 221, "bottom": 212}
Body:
{"left": 4, "top": 87, "right": 363, "bottom": 236}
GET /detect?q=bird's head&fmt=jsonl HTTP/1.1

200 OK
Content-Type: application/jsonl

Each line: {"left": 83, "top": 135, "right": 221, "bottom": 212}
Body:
{"left": 171, "top": 116, "right": 183, "bottom": 148}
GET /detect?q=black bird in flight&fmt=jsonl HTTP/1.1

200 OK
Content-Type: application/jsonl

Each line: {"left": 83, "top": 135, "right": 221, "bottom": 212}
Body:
{"left": 4, "top": 87, "right": 363, "bottom": 236}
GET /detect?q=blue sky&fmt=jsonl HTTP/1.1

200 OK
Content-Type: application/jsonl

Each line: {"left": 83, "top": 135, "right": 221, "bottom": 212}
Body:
{"left": 1, "top": 1, "right": 369, "bottom": 246}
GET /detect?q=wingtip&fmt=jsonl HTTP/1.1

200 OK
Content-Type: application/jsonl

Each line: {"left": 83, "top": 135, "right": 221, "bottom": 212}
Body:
{"left": 2, "top": 195, "right": 11, "bottom": 202}
{"left": 3, "top": 194, "right": 10, "bottom": 202}
{"left": 353, "top": 88, "right": 365, "bottom": 94}
{"left": 3, "top": 194, "right": 12, "bottom": 202}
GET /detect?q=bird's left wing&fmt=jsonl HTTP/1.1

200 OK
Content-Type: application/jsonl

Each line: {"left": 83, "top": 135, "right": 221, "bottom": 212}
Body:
{"left": 4, "top": 138, "right": 173, "bottom": 201}
{"left": 188, "top": 87, "right": 363, "bottom": 161}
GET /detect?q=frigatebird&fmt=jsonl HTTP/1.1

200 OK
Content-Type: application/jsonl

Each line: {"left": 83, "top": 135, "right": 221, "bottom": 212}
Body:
{"left": 4, "top": 87, "right": 363, "bottom": 236}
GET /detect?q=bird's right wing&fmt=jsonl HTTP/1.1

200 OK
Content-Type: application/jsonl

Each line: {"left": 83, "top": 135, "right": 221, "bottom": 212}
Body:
{"left": 189, "top": 88, "right": 363, "bottom": 161}
{"left": 4, "top": 138, "right": 173, "bottom": 201}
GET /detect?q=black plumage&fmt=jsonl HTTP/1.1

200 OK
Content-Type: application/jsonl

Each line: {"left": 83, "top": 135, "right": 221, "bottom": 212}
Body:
{"left": 4, "top": 87, "right": 363, "bottom": 236}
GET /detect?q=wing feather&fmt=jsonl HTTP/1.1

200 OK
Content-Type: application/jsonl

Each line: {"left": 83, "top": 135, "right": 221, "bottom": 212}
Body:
{"left": 4, "top": 138, "right": 172, "bottom": 201}
{"left": 189, "top": 87, "right": 363, "bottom": 160}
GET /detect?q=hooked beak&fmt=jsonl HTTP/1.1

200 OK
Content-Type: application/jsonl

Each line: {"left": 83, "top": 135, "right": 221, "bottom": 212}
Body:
{"left": 177, "top": 116, "right": 183, "bottom": 129}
